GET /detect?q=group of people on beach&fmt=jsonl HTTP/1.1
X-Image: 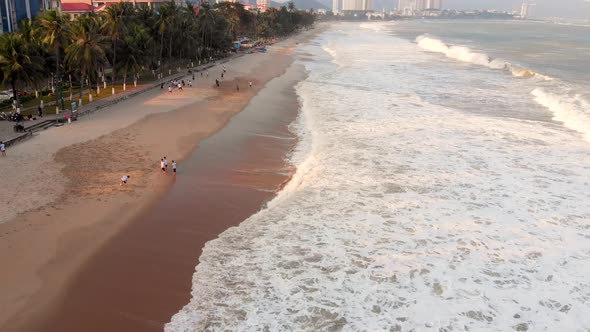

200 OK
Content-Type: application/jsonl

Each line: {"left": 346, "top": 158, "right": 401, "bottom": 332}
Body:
{"left": 213, "top": 64, "right": 254, "bottom": 91}
{"left": 160, "top": 157, "right": 177, "bottom": 175}
{"left": 120, "top": 157, "right": 177, "bottom": 186}
{"left": 120, "top": 62, "right": 260, "bottom": 187}
{"left": 162, "top": 79, "right": 192, "bottom": 93}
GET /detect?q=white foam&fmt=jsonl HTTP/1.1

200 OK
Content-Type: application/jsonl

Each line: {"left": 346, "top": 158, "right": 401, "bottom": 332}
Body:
{"left": 415, "top": 35, "right": 553, "bottom": 81}
{"left": 532, "top": 88, "right": 590, "bottom": 143}
{"left": 167, "top": 24, "right": 590, "bottom": 332}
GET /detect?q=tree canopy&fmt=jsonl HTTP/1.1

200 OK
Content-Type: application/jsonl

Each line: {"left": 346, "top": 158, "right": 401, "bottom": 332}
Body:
{"left": 0, "top": 1, "right": 316, "bottom": 108}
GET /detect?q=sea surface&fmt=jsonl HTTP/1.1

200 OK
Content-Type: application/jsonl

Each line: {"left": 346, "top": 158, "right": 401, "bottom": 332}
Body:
{"left": 167, "top": 20, "right": 590, "bottom": 331}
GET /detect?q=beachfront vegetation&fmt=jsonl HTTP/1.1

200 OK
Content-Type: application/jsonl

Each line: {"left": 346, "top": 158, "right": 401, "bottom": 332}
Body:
{"left": 0, "top": 0, "right": 315, "bottom": 112}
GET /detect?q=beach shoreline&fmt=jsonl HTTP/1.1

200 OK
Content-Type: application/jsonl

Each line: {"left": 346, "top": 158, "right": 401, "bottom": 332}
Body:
{"left": 0, "top": 25, "right": 325, "bottom": 331}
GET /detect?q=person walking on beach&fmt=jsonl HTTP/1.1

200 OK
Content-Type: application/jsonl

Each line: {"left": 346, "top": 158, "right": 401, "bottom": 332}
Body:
{"left": 164, "top": 157, "right": 168, "bottom": 170}
{"left": 221, "top": 72, "right": 224, "bottom": 79}
{"left": 172, "top": 160, "right": 177, "bottom": 176}
{"left": 178, "top": 83, "right": 183, "bottom": 91}
{"left": 120, "top": 175, "right": 130, "bottom": 186}
{"left": 215, "top": 79, "right": 220, "bottom": 87}
{"left": 206, "top": 71, "right": 209, "bottom": 77}
{"left": 236, "top": 84, "right": 239, "bottom": 92}
{"left": 168, "top": 85, "right": 172, "bottom": 93}
{"left": 160, "top": 159, "right": 166, "bottom": 173}
{"left": 188, "top": 80, "right": 192, "bottom": 87}
{"left": 160, "top": 83, "right": 164, "bottom": 89}
{"left": 38, "top": 105, "right": 43, "bottom": 117}
{"left": 201, "top": 71, "right": 203, "bottom": 78}
{"left": 249, "top": 81, "right": 253, "bottom": 88}
{"left": 0, "top": 141, "right": 6, "bottom": 157}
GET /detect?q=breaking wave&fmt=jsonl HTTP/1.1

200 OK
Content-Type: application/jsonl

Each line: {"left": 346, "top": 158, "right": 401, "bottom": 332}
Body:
{"left": 416, "top": 35, "right": 553, "bottom": 80}
{"left": 532, "top": 88, "right": 590, "bottom": 143}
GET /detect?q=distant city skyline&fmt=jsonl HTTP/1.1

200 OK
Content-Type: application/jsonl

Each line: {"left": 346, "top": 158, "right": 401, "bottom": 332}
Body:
{"left": 443, "top": 0, "right": 590, "bottom": 19}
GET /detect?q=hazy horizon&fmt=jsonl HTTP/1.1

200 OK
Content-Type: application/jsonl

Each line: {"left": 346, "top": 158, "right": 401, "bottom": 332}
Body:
{"left": 442, "top": 0, "right": 590, "bottom": 19}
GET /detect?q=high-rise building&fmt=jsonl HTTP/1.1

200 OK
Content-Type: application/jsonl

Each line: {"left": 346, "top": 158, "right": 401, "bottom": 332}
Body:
{"left": 398, "top": 0, "right": 441, "bottom": 15}
{"left": 342, "top": 0, "right": 372, "bottom": 11}
{"left": 425, "top": 0, "right": 441, "bottom": 10}
{"left": 332, "top": 0, "right": 338, "bottom": 13}
{"left": 520, "top": 1, "right": 535, "bottom": 18}
{"left": 1, "top": 0, "right": 42, "bottom": 33}
{"left": 43, "top": 0, "right": 62, "bottom": 10}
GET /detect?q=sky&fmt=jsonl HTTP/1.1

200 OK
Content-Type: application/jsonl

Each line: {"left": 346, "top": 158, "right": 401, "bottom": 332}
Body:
{"left": 443, "top": 0, "right": 590, "bottom": 19}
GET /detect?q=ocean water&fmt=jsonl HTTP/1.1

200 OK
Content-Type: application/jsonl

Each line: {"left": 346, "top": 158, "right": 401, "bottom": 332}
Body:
{"left": 167, "top": 21, "right": 590, "bottom": 331}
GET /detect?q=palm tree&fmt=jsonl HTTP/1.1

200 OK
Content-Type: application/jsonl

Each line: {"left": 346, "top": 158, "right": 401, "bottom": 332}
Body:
{"left": 37, "top": 10, "right": 70, "bottom": 111}
{"left": 119, "top": 24, "right": 151, "bottom": 90}
{"left": 179, "top": 3, "right": 199, "bottom": 61}
{"left": 196, "top": 2, "right": 217, "bottom": 60}
{"left": 20, "top": 19, "right": 46, "bottom": 100}
{"left": 101, "top": 2, "right": 132, "bottom": 94}
{"left": 154, "top": 1, "right": 181, "bottom": 76}
{"left": 214, "top": 2, "right": 241, "bottom": 41}
{"left": 65, "top": 15, "right": 107, "bottom": 104}
{"left": 0, "top": 33, "right": 45, "bottom": 109}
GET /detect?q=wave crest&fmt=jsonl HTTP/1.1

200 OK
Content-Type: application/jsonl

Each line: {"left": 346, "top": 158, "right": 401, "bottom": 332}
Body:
{"left": 532, "top": 88, "right": 590, "bottom": 143}
{"left": 415, "top": 35, "right": 552, "bottom": 80}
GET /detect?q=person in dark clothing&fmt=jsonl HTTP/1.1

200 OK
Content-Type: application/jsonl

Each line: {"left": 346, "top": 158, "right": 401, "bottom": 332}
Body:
{"left": 215, "top": 79, "right": 220, "bottom": 87}
{"left": 38, "top": 105, "right": 43, "bottom": 117}
{"left": 160, "top": 82, "right": 164, "bottom": 89}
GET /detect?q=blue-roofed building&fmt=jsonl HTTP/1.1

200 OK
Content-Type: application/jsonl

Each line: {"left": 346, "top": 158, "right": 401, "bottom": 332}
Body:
{"left": 1, "top": 0, "right": 43, "bottom": 33}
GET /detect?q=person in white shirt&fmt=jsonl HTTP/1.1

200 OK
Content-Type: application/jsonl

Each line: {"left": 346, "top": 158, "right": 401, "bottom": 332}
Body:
{"left": 163, "top": 157, "right": 168, "bottom": 170}
{"left": 160, "top": 158, "right": 166, "bottom": 173}
{"left": 249, "top": 81, "right": 253, "bottom": 88}
{"left": 0, "top": 141, "right": 6, "bottom": 156}
{"left": 172, "top": 160, "right": 177, "bottom": 175}
{"left": 120, "top": 175, "right": 130, "bottom": 186}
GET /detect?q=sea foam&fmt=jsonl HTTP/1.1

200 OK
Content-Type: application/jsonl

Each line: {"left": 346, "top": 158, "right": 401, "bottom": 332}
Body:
{"left": 166, "top": 24, "right": 590, "bottom": 332}
{"left": 415, "top": 35, "right": 553, "bottom": 80}
{"left": 532, "top": 88, "right": 590, "bottom": 143}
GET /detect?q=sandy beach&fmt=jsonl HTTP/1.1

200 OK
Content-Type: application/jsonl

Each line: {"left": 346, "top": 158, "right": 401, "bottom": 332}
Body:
{"left": 0, "top": 25, "right": 325, "bottom": 331}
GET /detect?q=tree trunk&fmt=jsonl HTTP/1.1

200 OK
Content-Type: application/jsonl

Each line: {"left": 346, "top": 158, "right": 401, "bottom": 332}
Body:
{"left": 79, "top": 75, "right": 84, "bottom": 106}
{"left": 168, "top": 31, "right": 172, "bottom": 62}
{"left": 159, "top": 32, "right": 164, "bottom": 77}
{"left": 69, "top": 73, "right": 72, "bottom": 101}
{"left": 112, "top": 38, "right": 117, "bottom": 89}
{"left": 54, "top": 44, "right": 60, "bottom": 111}
{"left": 11, "top": 80, "right": 20, "bottom": 110}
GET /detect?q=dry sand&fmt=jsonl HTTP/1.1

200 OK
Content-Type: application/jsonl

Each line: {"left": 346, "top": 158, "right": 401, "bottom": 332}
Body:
{"left": 0, "top": 25, "right": 326, "bottom": 330}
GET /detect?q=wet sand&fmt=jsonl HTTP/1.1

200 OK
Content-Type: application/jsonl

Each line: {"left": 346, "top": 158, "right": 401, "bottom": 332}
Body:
{"left": 30, "top": 62, "right": 306, "bottom": 332}
{"left": 0, "top": 23, "right": 327, "bottom": 331}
